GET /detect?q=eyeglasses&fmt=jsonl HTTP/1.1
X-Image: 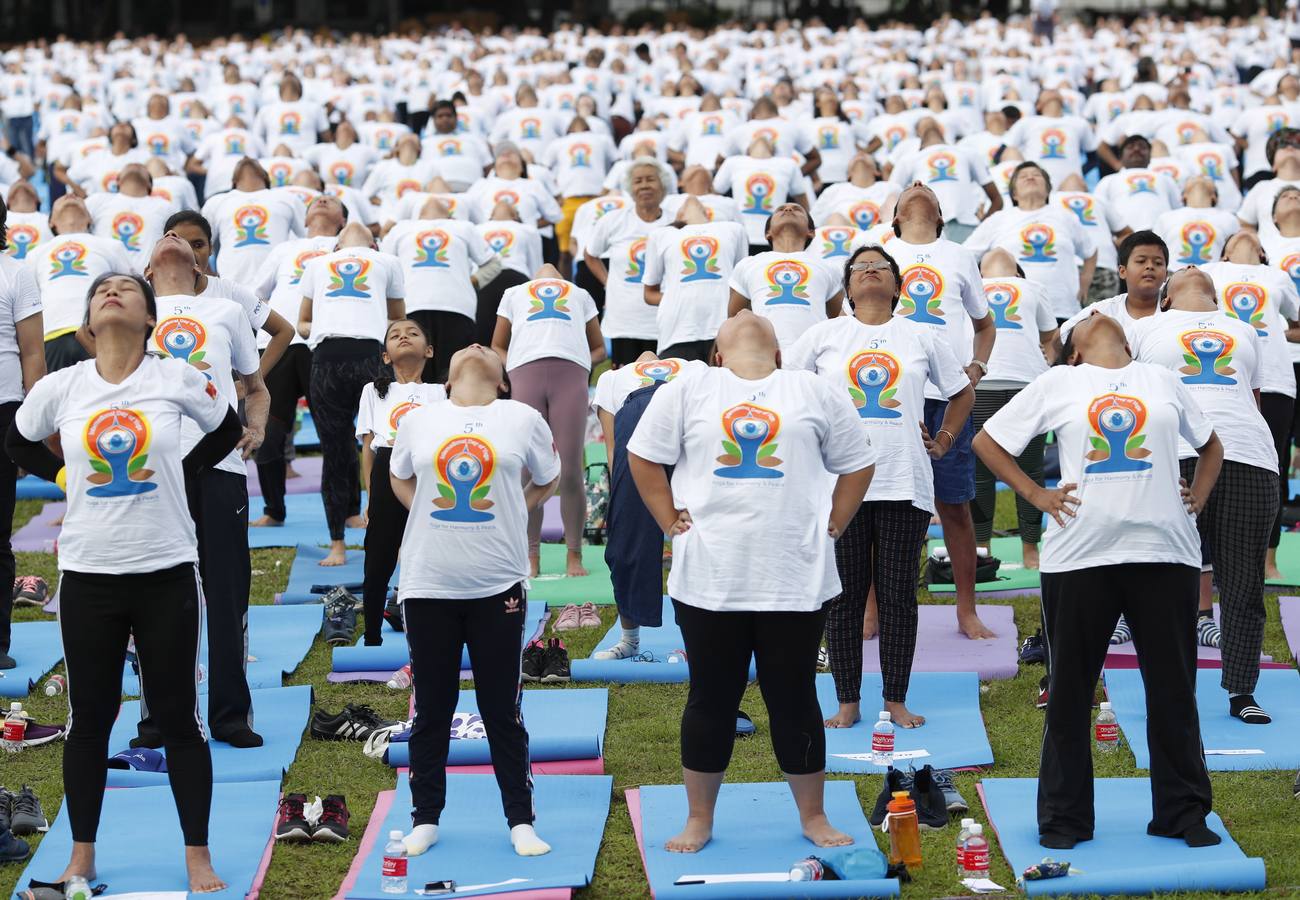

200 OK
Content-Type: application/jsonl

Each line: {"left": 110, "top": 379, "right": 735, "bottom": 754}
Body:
{"left": 849, "top": 261, "right": 893, "bottom": 273}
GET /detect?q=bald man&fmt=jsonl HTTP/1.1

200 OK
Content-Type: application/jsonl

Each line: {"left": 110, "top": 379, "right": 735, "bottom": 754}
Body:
{"left": 627, "top": 309, "right": 875, "bottom": 854}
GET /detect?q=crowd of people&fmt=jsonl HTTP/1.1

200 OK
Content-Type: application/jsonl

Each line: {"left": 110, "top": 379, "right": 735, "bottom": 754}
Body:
{"left": 2, "top": 4, "right": 1300, "bottom": 888}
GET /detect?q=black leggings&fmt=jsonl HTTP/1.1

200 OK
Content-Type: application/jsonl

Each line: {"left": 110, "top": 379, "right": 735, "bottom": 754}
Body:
{"left": 0, "top": 402, "right": 17, "bottom": 658}
{"left": 408, "top": 310, "right": 475, "bottom": 383}
{"left": 310, "top": 339, "right": 384, "bottom": 540}
{"left": 659, "top": 339, "right": 715, "bottom": 364}
{"left": 61, "top": 564, "right": 212, "bottom": 845}
{"left": 256, "top": 344, "right": 312, "bottom": 522}
{"left": 403, "top": 585, "right": 533, "bottom": 828}
{"left": 476, "top": 269, "right": 530, "bottom": 348}
{"left": 972, "top": 387, "right": 1046, "bottom": 544}
{"left": 1261, "top": 391, "right": 1291, "bottom": 549}
{"left": 672, "top": 598, "right": 826, "bottom": 775}
{"left": 363, "top": 448, "right": 407, "bottom": 644}
{"left": 610, "top": 338, "right": 657, "bottom": 368}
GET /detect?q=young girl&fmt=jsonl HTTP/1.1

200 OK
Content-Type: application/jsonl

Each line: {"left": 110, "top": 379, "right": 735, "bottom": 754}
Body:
{"left": 356, "top": 319, "right": 447, "bottom": 645}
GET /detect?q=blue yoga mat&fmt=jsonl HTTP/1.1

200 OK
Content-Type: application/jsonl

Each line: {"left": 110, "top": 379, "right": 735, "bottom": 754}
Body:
{"left": 570, "top": 596, "right": 755, "bottom": 684}
{"left": 385, "top": 687, "right": 607, "bottom": 767}
{"left": 346, "top": 773, "right": 611, "bottom": 899}
{"left": 15, "top": 474, "right": 63, "bottom": 499}
{"left": 818, "top": 672, "right": 993, "bottom": 773}
{"left": 122, "top": 604, "right": 320, "bottom": 695}
{"left": 637, "top": 781, "right": 899, "bottom": 898}
{"left": 248, "top": 491, "right": 367, "bottom": 548}
{"left": 981, "top": 777, "right": 1265, "bottom": 896}
{"left": 0, "top": 621, "right": 62, "bottom": 697}
{"left": 15, "top": 779, "right": 279, "bottom": 896}
{"left": 279, "top": 543, "right": 398, "bottom": 604}
{"left": 332, "top": 601, "right": 547, "bottom": 673}
{"left": 296, "top": 410, "right": 319, "bottom": 448}
{"left": 105, "top": 684, "right": 312, "bottom": 786}
{"left": 1105, "top": 667, "right": 1300, "bottom": 771}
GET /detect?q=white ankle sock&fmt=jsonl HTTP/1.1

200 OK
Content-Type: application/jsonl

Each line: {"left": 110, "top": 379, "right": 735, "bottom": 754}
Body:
{"left": 403, "top": 824, "right": 439, "bottom": 856}
{"left": 593, "top": 629, "right": 640, "bottom": 660}
{"left": 510, "top": 823, "right": 552, "bottom": 856}
{"left": 621, "top": 626, "right": 640, "bottom": 646}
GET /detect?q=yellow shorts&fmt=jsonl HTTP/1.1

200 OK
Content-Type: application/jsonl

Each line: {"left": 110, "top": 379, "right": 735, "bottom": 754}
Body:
{"left": 556, "top": 195, "right": 595, "bottom": 254}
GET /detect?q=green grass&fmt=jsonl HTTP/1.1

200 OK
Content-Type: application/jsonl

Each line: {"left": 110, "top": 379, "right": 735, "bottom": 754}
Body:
{"left": 2, "top": 493, "right": 1299, "bottom": 899}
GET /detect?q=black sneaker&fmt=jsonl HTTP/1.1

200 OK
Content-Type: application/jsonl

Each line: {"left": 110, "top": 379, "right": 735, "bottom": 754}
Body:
{"left": 13, "top": 576, "right": 47, "bottom": 608}
{"left": 383, "top": 596, "right": 404, "bottom": 632}
{"left": 312, "top": 794, "right": 350, "bottom": 842}
{"left": 310, "top": 704, "right": 396, "bottom": 741}
{"left": 8, "top": 786, "right": 46, "bottom": 835}
{"left": 1019, "top": 630, "right": 1046, "bottom": 665}
{"left": 1037, "top": 675, "right": 1049, "bottom": 710}
{"left": 0, "top": 828, "right": 28, "bottom": 862}
{"left": 274, "top": 793, "right": 312, "bottom": 842}
{"left": 322, "top": 588, "right": 359, "bottom": 647}
{"left": 0, "top": 787, "right": 11, "bottom": 834}
{"left": 521, "top": 640, "right": 546, "bottom": 683}
{"left": 868, "top": 767, "right": 914, "bottom": 827}
{"left": 910, "top": 765, "right": 950, "bottom": 830}
{"left": 541, "top": 638, "right": 571, "bottom": 683}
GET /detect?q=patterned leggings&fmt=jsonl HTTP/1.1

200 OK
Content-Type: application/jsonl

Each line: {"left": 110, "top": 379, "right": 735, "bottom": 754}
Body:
{"left": 972, "top": 387, "right": 1046, "bottom": 545}
{"left": 825, "top": 501, "right": 932, "bottom": 705}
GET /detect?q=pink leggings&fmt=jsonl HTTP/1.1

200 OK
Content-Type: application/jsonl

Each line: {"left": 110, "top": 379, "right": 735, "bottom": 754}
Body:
{"left": 509, "top": 357, "right": 589, "bottom": 554}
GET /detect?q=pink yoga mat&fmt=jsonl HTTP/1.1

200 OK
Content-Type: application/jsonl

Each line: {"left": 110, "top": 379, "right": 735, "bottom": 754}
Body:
{"left": 1279, "top": 597, "right": 1300, "bottom": 664}
{"left": 245, "top": 455, "right": 324, "bottom": 497}
{"left": 625, "top": 789, "right": 654, "bottom": 897}
{"left": 1105, "top": 603, "right": 1284, "bottom": 669}
{"left": 863, "top": 603, "right": 1019, "bottom": 680}
{"left": 246, "top": 796, "right": 283, "bottom": 899}
{"left": 447, "top": 758, "right": 606, "bottom": 776}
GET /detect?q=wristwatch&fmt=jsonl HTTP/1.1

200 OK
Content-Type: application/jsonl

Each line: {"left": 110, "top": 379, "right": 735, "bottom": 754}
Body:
{"left": 968, "top": 359, "right": 989, "bottom": 375}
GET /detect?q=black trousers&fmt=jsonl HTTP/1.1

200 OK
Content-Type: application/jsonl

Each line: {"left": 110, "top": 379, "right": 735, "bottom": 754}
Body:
{"left": 573, "top": 260, "right": 605, "bottom": 316}
{"left": 659, "top": 339, "right": 715, "bottom": 364}
{"left": 0, "top": 402, "right": 17, "bottom": 658}
{"left": 43, "top": 332, "right": 89, "bottom": 373}
{"left": 408, "top": 310, "right": 475, "bottom": 383}
{"left": 363, "top": 448, "right": 407, "bottom": 644}
{"left": 673, "top": 598, "right": 826, "bottom": 775}
{"left": 403, "top": 585, "right": 533, "bottom": 828}
{"left": 825, "top": 501, "right": 931, "bottom": 704}
{"left": 1260, "top": 391, "right": 1291, "bottom": 548}
{"left": 256, "top": 344, "right": 312, "bottom": 522}
{"left": 1179, "top": 457, "right": 1277, "bottom": 695}
{"left": 62, "top": 564, "right": 213, "bottom": 845}
{"left": 310, "top": 339, "right": 384, "bottom": 540}
{"left": 476, "top": 268, "right": 530, "bottom": 348}
{"left": 1039, "top": 563, "right": 1210, "bottom": 842}
{"left": 972, "top": 387, "right": 1046, "bottom": 544}
{"left": 610, "top": 338, "right": 657, "bottom": 368}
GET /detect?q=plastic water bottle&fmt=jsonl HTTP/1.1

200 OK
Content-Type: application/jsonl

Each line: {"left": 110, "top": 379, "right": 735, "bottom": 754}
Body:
{"left": 63, "top": 875, "right": 91, "bottom": 900}
{"left": 386, "top": 664, "right": 412, "bottom": 690}
{"left": 955, "top": 817, "right": 975, "bottom": 876}
{"left": 381, "top": 830, "right": 407, "bottom": 893}
{"left": 666, "top": 649, "right": 687, "bottom": 664}
{"left": 962, "top": 824, "right": 989, "bottom": 879}
{"left": 1095, "top": 701, "right": 1119, "bottom": 753}
{"left": 44, "top": 674, "right": 66, "bottom": 696}
{"left": 2, "top": 702, "right": 26, "bottom": 753}
{"left": 789, "top": 857, "right": 834, "bottom": 881}
{"left": 871, "top": 710, "right": 894, "bottom": 767}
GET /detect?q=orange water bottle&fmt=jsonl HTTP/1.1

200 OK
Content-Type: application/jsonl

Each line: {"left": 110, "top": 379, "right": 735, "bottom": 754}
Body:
{"left": 886, "top": 791, "right": 923, "bottom": 869}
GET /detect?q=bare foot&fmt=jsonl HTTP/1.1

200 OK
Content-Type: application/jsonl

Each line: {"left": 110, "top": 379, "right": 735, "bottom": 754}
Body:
{"left": 51, "top": 515, "right": 64, "bottom": 527}
{"left": 802, "top": 813, "right": 854, "bottom": 848}
{"left": 824, "top": 702, "right": 861, "bottom": 729}
{"left": 885, "top": 699, "right": 925, "bottom": 728}
{"left": 1022, "top": 542, "right": 1040, "bottom": 571}
{"left": 186, "top": 846, "right": 227, "bottom": 893}
{"left": 957, "top": 607, "right": 996, "bottom": 640}
{"left": 566, "top": 549, "right": 589, "bottom": 577}
{"left": 54, "top": 843, "right": 96, "bottom": 885}
{"left": 345, "top": 514, "right": 366, "bottom": 529}
{"left": 249, "top": 515, "right": 284, "bottom": 527}
{"left": 285, "top": 464, "right": 301, "bottom": 479}
{"left": 1266, "top": 548, "right": 1282, "bottom": 582}
{"left": 319, "top": 543, "right": 347, "bottom": 567}
{"left": 665, "top": 816, "right": 713, "bottom": 853}
{"left": 530, "top": 552, "right": 540, "bottom": 578}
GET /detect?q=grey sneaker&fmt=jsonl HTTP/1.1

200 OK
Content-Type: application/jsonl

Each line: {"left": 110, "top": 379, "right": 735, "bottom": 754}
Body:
{"left": 322, "top": 588, "right": 359, "bottom": 647}
{"left": 931, "top": 769, "right": 968, "bottom": 813}
{"left": 8, "top": 786, "right": 46, "bottom": 835}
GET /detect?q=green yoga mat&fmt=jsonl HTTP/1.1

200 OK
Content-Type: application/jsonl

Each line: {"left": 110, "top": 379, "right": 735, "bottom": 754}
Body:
{"left": 585, "top": 441, "right": 607, "bottom": 468}
{"left": 1267, "top": 531, "right": 1300, "bottom": 587}
{"left": 925, "top": 536, "right": 1041, "bottom": 596}
{"left": 529, "top": 544, "right": 616, "bottom": 605}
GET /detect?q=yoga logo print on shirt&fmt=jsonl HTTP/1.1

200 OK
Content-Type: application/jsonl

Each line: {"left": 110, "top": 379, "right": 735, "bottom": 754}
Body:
{"left": 715, "top": 402, "right": 783, "bottom": 479}
{"left": 819, "top": 226, "right": 854, "bottom": 259}
{"left": 267, "top": 162, "right": 292, "bottom": 187}
{"left": 6, "top": 225, "right": 39, "bottom": 260}
{"left": 818, "top": 125, "right": 840, "bottom": 150}
{"left": 927, "top": 151, "right": 958, "bottom": 182}
{"left": 634, "top": 359, "right": 681, "bottom": 385}
{"left": 328, "top": 161, "right": 354, "bottom": 185}
{"left": 883, "top": 124, "right": 908, "bottom": 151}
{"left": 625, "top": 238, "right": 647, "bottom": 284}
{"left": 413, "top": 229, "right": 451, "bottom": 268}
{"left": 291, "top": 249, "right": 326, "bottom": 284}
{"left": 983, "top": 282, "right": 1023, "bottom": 329}
{"left": 897, "top": 265, "right": 945, "bottom": 324}
{"left": 1280, "top": 255, "right": 1300, "bottom": 295}
{"left": 1061, "top": 194, "right": 1096, "bottom": 226}
{"left": 484, "top": 229, "right": 514, "bottom": 257}
{"left": 326, "top": 257, "right": 372, "bottom": 298}
{"left": 680, "top": 236, "right": 722, "bottom": 282}
{"left": 849, "top": 200, "right": 881, "bottom": 230}
{"left": 493, "top": 189, "right": 520, "bottom": 208}
{"left": 145, "top": 133, "right": 170, "bottom": 156}
{"left": 434, "top": 138, "right": 462, "bottom": 157}
{"left": 594, "top": 197, "right": 625, "bottom": 218}
{"left": 431, "top": 435, "right": 496, "bottom": 522}
{"left": 111, "top": 212, "right": 145, "bottom": 252}
{"left": 1197, "top": 152, "right": 1225, "bottom": 180}
{"left": 1085, "top": 394, "right": 1153, "bottom": 474}
{"left": 387, "top": 401, "right": 420, "bottom": 441}
{"left": 1222, "top": 282, "right": 1268, "bottom": 335}
{"left": 279, "top": 111, "right": 302, "bottom": 135}
{"left": 395, "top": 179, "right": 422, "bottom": 198}
{"left": 83, "top": 408, "right": 158, "bottom": 497}
{"left": 1019, "top": 224, "right": 1056, "bottom": 263}
{"left": 224, "top": 135, "right": 245, "bottom": 154}
{"left": 49, "top": 242, "right": 88, "bottom": 279}
{"left": 1267, "top": 112, "right": 1289, "bottom": 133}
{"left": 1125, "top": 173, "right": 1157, "bottom": 195}
{"left": 520, "top": 118, "right": 542, "bottom": 140}
{"left": 233, "top": 205, "right": 270, "bottom": 247}
{"left": 154, "top": 317, "right": 211, "bottom": 373}
{"left": 1179, "top": 329, "right": 1237, "bottom": 385}
{"left": 701, "top": 115, "right": 723, "bottom": 136}
{"left": 1178, "top": 222, "right": 1216, "bottom": 265}
{"left": 742, "top": 173, "right": 776, "bottom": 216}
{"left": 526, "top": 279, "right": 572, "bottom": 321}
{"left": 1040, "top": 128, "right": 1068, "bottom": 159}
{"left": 101, "top": 171, "right": 121, "bottom": 194}
{"left": 568, "top": 143, "right": 593, "bottom": 167}
{"left": 846, "top": 351, "right": 902, "bottom": 419}
{"left": 764, "top": 259, "right": 811, "bottom": 306}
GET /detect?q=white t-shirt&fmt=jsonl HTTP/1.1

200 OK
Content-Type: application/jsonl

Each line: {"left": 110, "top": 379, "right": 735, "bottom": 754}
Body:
{"left": 250, "top": 235, "right": 336, "bottom": 350}
{"left": 27, "top": 233, "right": 134, "bottom": 337}
{"left": 203, "top": 188, "right": 305, "bottom": 290}
{"left": 255, "top": 100, "right": 328, "bottom": 152}
{"left": 810, "top": 181, "right": 895, "bottom": 231}
{"left": 1052, "top": 191, "right": 1121, "bottom": 270}
{"left": 356, "top": 380, "right": 448, "bottom": 450}
{"left": 1130, "top": 309, "right": 1275, "bottom": 471}
{"left": 888, "top": 144, "right": 992, "bottom": 226}
{"left": 729, "top": 251, "right": 842, "bottom": 352}
{"left": 787, "top": 316, "right": 967, "bottom": 514}
{"left": 1237, "top": 178, "right": 1300, "bottom": 247}
{"left": 1093, "top": 168, "right": 1181, "bottom": 232}
{"left": 1203, "top": 260, "right": 1300, "bottom": 389}
{"left": 1155, "top": 207, "right": 1241, "bottom": 271}
{"left": 712, "top": 156, "right": 806, "bottom": 245}
{"left": 592, "top": 358, "right": 709, "bottom": 417}
{"left": 85, "top": 193, "right": 178, "bottom": 273}
{"left": 981, "top": 361, "right": 1213, "bottom": 573}
{"left": 1004, "top": 115, "right": 1098, "bottom": 182}
{"left": 964, "top": 205, "right": 1092, "bottom": 319}
{"left": 0, "top": 255, "right": 42, "bottom": 403}
{"left": 1230, "top": 104, "right": 1293, "bottom": 177}
{"left": 643, "top": 222, "right": 749, "bottom": 351}
{"left": 422, "top": 132, "right": 492, "bottom": 189}
{"left": 299, "top": 247, "right": 404, "bottom": 348}
{"left": 586, "top": 206, "right": 672, "bottom": 340}
{"left": 379, "top": 219, "right": 493, "bottom": 319}
{"left": 3, "top": 211, "right": 54, "bottom": 263}
{"left": 541, "top": 132, "right": 619, "bottom": 198}
{"left": 980, "top": 277, "right": 1057, "bottom": 384}
{"left": 14, "top": 356, "right": 227, "bottom": 573}
{"left": 627, "top": 366, "right": 875, "bottom": 612}
{"left": 152, "top": 295, "right": 259, "bottom": 476}
{"left": 391, "top": 399, "right": 561, "bottom": 600}
{"left": 475, "top": 221, "right": 543, "bottom": 279}
{"left": 497, "top": 278, "right": 598, "bottom": 371}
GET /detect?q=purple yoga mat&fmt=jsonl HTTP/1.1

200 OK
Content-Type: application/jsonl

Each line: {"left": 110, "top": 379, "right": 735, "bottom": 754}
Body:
{"left": 540, "top": 495, "right": 563, "bottom": 543}
{"left": 326, "top": 668, "right": 473, "bottom": 684}
{"left": 244, "top": 455, "right": 323, "bottom": 497}
{"left": 1279, "top": 596, "right": 1300, "bottom": 663}
{"left": 863, "top": 603, "right": 1019, "bottom": 680}
{"left": 13, "top": 502, "right": 64, "bottom": 553}
{"left": 1105, "top": 603, "right": 1279, "bottom": 668}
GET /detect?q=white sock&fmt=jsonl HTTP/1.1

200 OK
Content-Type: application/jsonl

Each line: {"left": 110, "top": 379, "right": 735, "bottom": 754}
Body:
{"left": 593, "top": 628, "right": 640, "bottom": 660}
{"left": 511, "top": 823, "right": 551, "bottom": 856}
{"left": 403, "top": 823, "right": 439, "bottom": 856}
